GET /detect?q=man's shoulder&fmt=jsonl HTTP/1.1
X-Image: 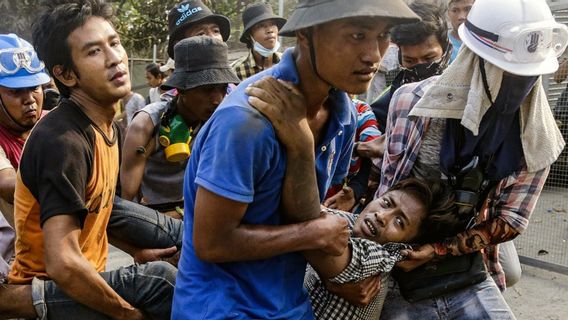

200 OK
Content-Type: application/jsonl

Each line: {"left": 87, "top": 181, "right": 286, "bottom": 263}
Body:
{"left": 211, "top": 101, "right": 273, "bottom": 138}
{"left": 128, "top": 92, "right": 146, "bottom": 106}
{"left": 35, "top": 99, "right": 90, "bottom": 129}
{"left": 397, "top": 77, "right": 437, "bottom": 97}
{"left": 230, "top": 52, "right": 251, "bottom": 70}
{"left": 137, "top": 99, "right": 171, "bottom": 125}
{"left": 26, "top": 100, "right": 95, "bottom": 153}
{"left": 352, "top": 99, "right": 372, "bottom": 114}
{"left": 195, "top": 90, "right": 278, "bottom": 155}
{"left": 391, "top": 77, "right": 438, "bottom": 112}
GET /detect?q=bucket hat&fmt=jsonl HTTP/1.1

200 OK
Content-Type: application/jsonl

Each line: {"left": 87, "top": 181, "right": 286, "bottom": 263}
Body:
{"left": 167, "top": 0, "right": 231, "bottom": 58}
{"left": 279, "top": 0, "right": 420, "bottom": 37}
{"left": 0, "top": 34, "right": 50, "bottom": 89}
{"left": 161, "top": 36, "right": 240, "bottom": 91}
{"left": 459, "top": 0, "right": 568, "bottom": 76}
{"left": 239, "top": 3, "right": 287, "bottom": 43}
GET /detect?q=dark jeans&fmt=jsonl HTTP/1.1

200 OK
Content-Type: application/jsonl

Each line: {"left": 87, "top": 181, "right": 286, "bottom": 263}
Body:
{"left": 32, "top": 262, "right": 177, "bottom": 320}
{"left": 107, "top": 196, "right": 184, "bottom": 250}
{"left": 31, "top": 197, "right": 183, "bottom": 319}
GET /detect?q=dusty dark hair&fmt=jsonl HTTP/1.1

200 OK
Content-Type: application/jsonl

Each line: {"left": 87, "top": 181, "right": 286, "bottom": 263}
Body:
{"left": 244, "top": 34, "right": 254, "bottom": 50}
{"left": 387, "top": 178, "right": 461, "bottom": 244}
{"left": 390, "top": 2, "right": 449, "bottom": 52}
{"left": 414, "top": 180, "right": 463, "bottom": 244}
{"left": 145, "top": 63, "right": 166, "bottom": 78}
{"left": 448, "top": 0, "right": 470, "bottom": 8}
{"left": 32, "top": 0, "right": 114, "bottom": 98}
{"left": 388, "top": 178, "right": 435, "bottom": 214}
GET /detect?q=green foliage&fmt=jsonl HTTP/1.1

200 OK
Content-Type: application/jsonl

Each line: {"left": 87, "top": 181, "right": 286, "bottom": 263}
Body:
{"left": 113, "top": 0, "right": 175, "bottom": 57}
{"left": 113, "top": 0, "right": 298, "bottom": 58}
{"left": 0, "top": 0, "right": 39, "bottom": 41}
{"left": 0, "top": 0, "right": 299, "bottom": 57}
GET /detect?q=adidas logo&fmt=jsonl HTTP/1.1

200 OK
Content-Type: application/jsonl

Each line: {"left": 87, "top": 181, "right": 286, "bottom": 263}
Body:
{"left": 177, "top": 4, "right": 190, "bottom": 13}
{"left": 176, "top": 6, "right": 203, "bottom": 26}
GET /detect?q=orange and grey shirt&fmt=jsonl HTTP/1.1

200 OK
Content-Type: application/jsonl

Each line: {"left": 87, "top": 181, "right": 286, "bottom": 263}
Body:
{"left": 9, "top": 99, "right": 119, "bottom": 284}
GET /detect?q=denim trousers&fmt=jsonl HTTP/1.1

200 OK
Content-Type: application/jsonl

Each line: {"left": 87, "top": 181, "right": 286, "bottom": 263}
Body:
{"left": 31, "top": 262, "right": 177, "bottom": 320}
{"left": 107, "top": 196, "right": 184, "bottom": 249}
{"left": 30, "top": 197, "right": 183, "bottom": 319}
{"left": 380, "top": 275, "right": 516, "bottom": 320}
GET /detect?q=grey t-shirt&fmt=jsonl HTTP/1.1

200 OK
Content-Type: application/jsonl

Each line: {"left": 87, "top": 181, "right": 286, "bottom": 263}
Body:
{"left": 135, "top": 99, "right": 187, "bottom": 206}
{"left": 411, "top": 117, "right": 445, "bottom": 181}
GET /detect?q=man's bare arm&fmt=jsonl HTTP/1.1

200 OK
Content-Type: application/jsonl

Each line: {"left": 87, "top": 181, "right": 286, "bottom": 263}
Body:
{"left": 0, "top": 284, "right": 36, "bottom": 319}
{"left": 0, "top": 168, "right": 15, "bottom": 204}
{"left": 356, "top": 135, "right": 385, "bottom": 159}
{"left": 193, "top": 187, "right": 349, "bottom": 263}
{"left": 120, "top": 112, "right": 156, "bottom": 201}
{"left": 246, "top": 78, "right": 352, "bottom": 278}
{"left": 108, "top": 234, "right": 178, "bottom": 264}
{"left": 43, "top": 215, "right": 145, "bottom": 320}
{"left": 246, "top": 78, "right": 380, "bottom": 305}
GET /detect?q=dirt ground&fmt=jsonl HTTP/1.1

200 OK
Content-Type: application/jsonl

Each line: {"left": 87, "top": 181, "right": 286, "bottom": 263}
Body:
{"left": 515, "top": 187, "right": 568, "bottom": 269}
{"left": 504, "top": 186, "right": 568, "bottom": 319}
{"left": 504, "top": 264, "right": 568, "bottom": 320}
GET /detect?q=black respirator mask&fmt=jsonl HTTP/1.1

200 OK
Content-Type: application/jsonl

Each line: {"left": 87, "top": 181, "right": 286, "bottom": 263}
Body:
{"left": 398, "top": 44, "right": 452, "bottom": 85}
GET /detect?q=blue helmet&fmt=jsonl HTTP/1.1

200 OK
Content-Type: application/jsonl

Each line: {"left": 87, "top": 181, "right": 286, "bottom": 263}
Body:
{"left": 0, "top": 33, "right": 50, "bottom": 89}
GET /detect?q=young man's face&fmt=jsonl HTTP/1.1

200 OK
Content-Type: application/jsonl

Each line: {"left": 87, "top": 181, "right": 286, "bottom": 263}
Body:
{"left": 177, "top": 84, "right": 226, "bottom": 124}
{"left": 0, "top": 85, "right": 43, "bottom": 130}
{"left": 353, "top": 190, "right": 426, "bottom": 244}
{"left": 448, "top": 0, "right": 475, "bottom": 31}
{"left": 183, "top": 21, "right": 223, "bottom": 41}
{"left": 250, "top": 19, "right": 279, "bottom": 50}
{"left": 400, "top": 35, "right": 444, "bottom": 68}
{"left": 310, "top": 17, "right": 391, "bottom": 94}
{"left": 66, "top": 17, "right": 130, "bottom": 104}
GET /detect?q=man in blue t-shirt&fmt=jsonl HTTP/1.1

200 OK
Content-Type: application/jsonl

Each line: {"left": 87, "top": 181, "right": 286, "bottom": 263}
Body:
{"left": 448, "top": 0, "right": 475, "bottom": 62}
{"left": 172, "top": 0, "right": 419, "bottom": 319}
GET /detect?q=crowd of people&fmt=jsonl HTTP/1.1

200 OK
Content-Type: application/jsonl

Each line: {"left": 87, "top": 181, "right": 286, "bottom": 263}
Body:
{"left": 0, "top": 0, "right": 566, "bottom": 319}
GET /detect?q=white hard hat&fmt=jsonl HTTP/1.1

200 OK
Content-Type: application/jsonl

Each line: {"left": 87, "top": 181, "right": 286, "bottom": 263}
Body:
{"left": 159, "top": 58, "right": 175, "bottom": 73}
{"left": 459, "top": 0, "right": 568, "bottom": 76}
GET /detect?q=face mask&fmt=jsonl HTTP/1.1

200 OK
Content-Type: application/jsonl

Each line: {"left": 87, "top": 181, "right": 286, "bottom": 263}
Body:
{"left": 397, "top": 44, "right": 452, "bottom": 85}
{"left": 493, "top": 74, "right": 538, "bottom": 114}
{"left": 252, "top": 38, "right": 281, "bottom": 58}
{"left": 399, "top": 60, "right": 443, "bottom": 84}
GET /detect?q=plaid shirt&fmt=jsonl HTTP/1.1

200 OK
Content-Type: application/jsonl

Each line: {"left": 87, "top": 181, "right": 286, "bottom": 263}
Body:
{"left": 379, "top": 77, "right": 549, "bottom": 290}
{"left": 305, "top": 208, "right": 410, "bottom": 320}
{"left": 231, "top": 50, "right": 282, "bottom": 81}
